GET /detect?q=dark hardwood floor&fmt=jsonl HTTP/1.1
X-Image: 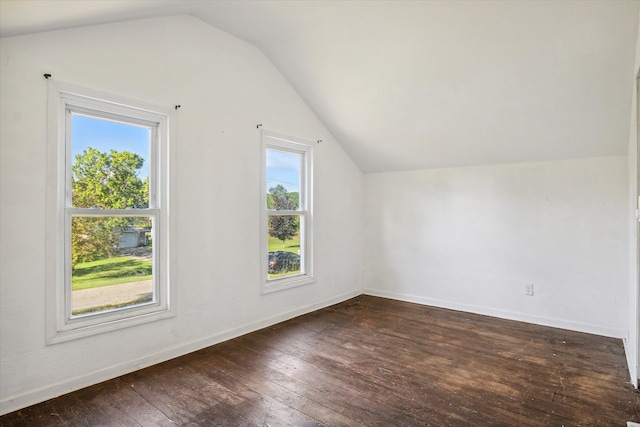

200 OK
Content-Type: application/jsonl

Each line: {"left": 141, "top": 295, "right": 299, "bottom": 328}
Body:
{"left": 2, "top": 295, "right": 639, "bottom": 426}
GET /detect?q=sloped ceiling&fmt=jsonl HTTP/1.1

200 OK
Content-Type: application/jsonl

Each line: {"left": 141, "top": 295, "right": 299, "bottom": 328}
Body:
{"left": 1, "top": 0, "right": 638, "bottom": 173}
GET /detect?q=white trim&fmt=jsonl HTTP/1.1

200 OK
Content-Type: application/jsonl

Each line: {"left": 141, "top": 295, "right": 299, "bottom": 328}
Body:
{"left": 364, "top": 288, "right": 627, "bottom": 339}
{"left": 261, "top": 130, "right": 314, "bottom": 294}
{"left": 45, "top": 80, "right": 175, "bottom": 344}
{"left": 66, "top": 208, "right": 161, "bottom": 216}
{"left": 624, "top": 338, "right": 638, "bottom": 387}
{"left": 1, "top": 289, "right": 360, "bottom": 416}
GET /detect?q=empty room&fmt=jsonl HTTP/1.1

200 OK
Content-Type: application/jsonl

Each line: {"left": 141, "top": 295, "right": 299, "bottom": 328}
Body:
{"left": 1, "top": 0, "right": 640, "bottom": 425}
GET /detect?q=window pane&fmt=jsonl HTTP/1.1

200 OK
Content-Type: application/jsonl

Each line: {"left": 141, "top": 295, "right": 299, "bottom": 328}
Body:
{"left": 71, "top": 114, "right": 151, "bottom": 209}
{"left": 266, "top": 149, "right": 301, "bottom": 210}
{"left": 267, "top": 214, "right": 301, "bottom": 279}
{"left": 71, "top": 216, "right": 154, "bottom": 316}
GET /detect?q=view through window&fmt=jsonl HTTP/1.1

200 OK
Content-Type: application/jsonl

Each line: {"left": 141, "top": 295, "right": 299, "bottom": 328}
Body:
{"left": 69, "top": 113, "right": 155, "bottom": 316}
{"left": 266, "top": 148, "right": 303, "bottom": 280}
{"left": 262, "top": 131, "right": 313, "bottom": 292}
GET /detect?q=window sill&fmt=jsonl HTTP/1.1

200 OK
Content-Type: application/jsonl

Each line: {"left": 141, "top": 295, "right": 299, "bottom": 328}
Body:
{"left": 47, "top": 308, "right": 175, "bottom": 345}
{"left": 262, "top": 275, "right": 316, "bottom": 295}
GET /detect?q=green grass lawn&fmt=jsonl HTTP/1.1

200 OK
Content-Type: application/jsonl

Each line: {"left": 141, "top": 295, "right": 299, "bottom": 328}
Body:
{"left": 72, "top": 256, "right": 152, "bottom": 290}
{"left": 268, "top": 235, "right": 300, "bottom": 254}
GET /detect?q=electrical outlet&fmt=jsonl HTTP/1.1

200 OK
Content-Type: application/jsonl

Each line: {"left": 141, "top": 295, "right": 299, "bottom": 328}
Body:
{"left": 524, "top": 284, "right": 534, "bottom": 296}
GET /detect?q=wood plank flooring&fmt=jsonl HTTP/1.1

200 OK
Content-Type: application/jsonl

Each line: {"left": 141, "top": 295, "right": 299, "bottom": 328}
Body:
{"left": 2, "top": 295, "right": 639, "bottom": 426}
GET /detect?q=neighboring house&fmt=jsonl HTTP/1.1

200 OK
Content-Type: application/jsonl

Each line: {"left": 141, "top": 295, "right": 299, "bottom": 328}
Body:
{"left": 118, "top": 228, "right": 149, "bottom": 249}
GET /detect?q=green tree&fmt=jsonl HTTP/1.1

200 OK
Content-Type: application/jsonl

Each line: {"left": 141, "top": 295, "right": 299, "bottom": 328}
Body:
{"left": 267, "top": 185, "right": 299, "bottom": 246}
{"left": 73, "top": 148, "right": 147, "bottom": 209}
{"left": 71, "top": 148, "right": 149, "bottom": 267}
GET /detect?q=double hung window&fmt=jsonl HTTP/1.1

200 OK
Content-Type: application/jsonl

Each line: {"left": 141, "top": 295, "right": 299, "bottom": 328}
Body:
{"left": 261, "top": 131, "right": 314, "bottom": 293}
{"left": 47, "top": 83, "right": 172, "bottom": 342}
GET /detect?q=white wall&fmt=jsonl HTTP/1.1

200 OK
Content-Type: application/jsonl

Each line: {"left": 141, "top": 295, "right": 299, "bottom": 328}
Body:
{"left": 364, "top": 157, "right": 628, "bottom": 338}
{"left": 0, "top": 15, "right": 363, "bottom": 414}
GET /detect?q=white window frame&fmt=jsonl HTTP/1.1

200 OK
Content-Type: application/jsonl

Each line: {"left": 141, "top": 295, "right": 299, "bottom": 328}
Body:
{"left": 46, "top": 81, "right": 175, "bottom": 344}
{"left": 261, "top": 130, "right": 314, "bottom": 293}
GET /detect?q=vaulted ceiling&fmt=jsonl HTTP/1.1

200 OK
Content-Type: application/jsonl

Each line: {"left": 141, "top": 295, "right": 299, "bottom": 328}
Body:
{"left": 1, "top": 0, "right": 638, "bottom": 172}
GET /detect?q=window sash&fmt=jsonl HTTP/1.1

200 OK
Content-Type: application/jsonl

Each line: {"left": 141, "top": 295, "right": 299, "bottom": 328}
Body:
{"left": 64, "top": 108, "right": 160, "bottom": 211}
{"left": 267, "top": 212, "right": 306, "bottom": 279}
{"left": 66, "top": 208, "right": 160, "bottom": 216}
{"left": 266, "top": 209, "right": 306, "bottom": 215}
{"left": 65, "top": 211, "right": 160, "bottom": 322}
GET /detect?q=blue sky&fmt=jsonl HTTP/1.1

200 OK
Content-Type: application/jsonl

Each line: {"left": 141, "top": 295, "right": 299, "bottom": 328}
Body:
{"left": 71, "top": 114, "right": 150, "bottom": 178}
{"left": 266, "top": 149, "right": 300, "bottom": 193}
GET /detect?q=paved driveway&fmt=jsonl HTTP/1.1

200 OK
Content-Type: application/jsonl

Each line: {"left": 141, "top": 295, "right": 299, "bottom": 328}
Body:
{"left": 72, "top": 280, "right": 152, "bottom": 313}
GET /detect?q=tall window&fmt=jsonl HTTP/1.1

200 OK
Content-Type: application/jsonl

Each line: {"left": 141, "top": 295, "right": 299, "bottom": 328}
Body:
{"left": 261, "top": 131, "right": 314, "bottom": 293}
{"left": 47, "top": 83, "right": 173, "bottom": 343}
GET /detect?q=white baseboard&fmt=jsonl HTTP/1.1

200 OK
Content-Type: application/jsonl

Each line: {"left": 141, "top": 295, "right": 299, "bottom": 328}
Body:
{"left": 364, "top": 288, "right": 627, "bottom": 339}
{"left": 0, "top": 288, "right": 361, "bottom": 416}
